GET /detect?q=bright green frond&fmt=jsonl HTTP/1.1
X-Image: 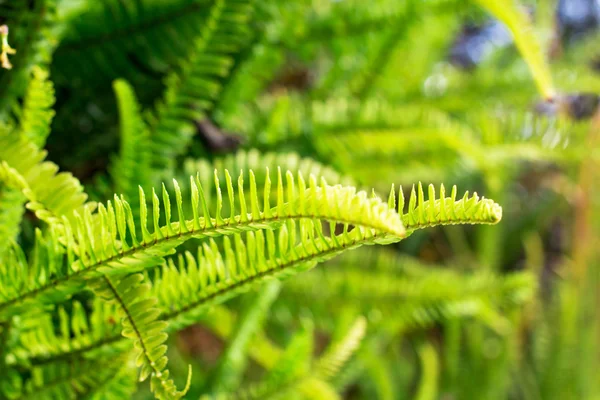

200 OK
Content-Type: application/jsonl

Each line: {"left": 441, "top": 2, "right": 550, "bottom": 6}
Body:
{"left": 391, "top": 183, "right": 502, "bottom": 235}
{"left": 153, "top": 217, "right": 398, "bottom": 330}
{"left": 0, "top": 168, "right": 403, "bottom": 317}
{"left": 0, "top": 228, "right": 78, "bottom": 318}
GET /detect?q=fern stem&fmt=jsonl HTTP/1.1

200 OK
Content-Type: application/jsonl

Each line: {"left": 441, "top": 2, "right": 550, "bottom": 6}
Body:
{"left": 0, "top": 213, "right": 399, "bottom": 315}
{"left": 103, "top": 277, "right": 155, "bottom": 369}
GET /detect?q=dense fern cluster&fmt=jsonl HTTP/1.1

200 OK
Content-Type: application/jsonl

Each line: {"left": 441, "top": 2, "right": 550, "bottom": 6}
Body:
{"left": 0, "top": 0, "right": 599, "bottom": 399}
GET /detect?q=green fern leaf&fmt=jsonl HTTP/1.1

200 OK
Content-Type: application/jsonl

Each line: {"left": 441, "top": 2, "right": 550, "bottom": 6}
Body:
{"left": 92, "top": 274, "right": 191, "bottom": 400}
{"left": 110, "top": 79, "right": 152, "bottom": 207}
{"left": 18, "top": 66, "right": 55, "bottom": 148}
{"left": 390, "top": 183, "right": 502, "bottom": 236}
{"left": 150, "top": 0, "right": 257, "bottom": 172}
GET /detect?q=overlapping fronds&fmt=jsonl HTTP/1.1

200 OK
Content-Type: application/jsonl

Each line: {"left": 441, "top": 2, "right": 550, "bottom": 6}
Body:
{"left": 281, "top": 249, "right": 535, "bottom": 332}
{"left": 149, "top": 0, "right": 257, "bottom": 172}
{"left": 0, "top": 130, "right": 88, "bottom": 226}
{"left": 54, "top": 0, "right": 237, "bottom": 88}
{"left": 1, "top": 355, "right": 132, "bottom": 400}
{"left": 8, "top": 298, "right": 121, "bottom": 366}
{"left": 0, "top": 228, "right": 75, "bottom": 318}
{"left": 0, "top": 168, "right": 403, "bottom": 317}
{"left": 92, "top": 274, "right": 191, "bottom": 400}
{"left": 152, "top": 218, "right": 397, "bottom": 330}
{"left": 206, "top": 281, "right": 281, "bottom": 393}
{"left": 204, "top": 317, "right": 366, "bottom": 399}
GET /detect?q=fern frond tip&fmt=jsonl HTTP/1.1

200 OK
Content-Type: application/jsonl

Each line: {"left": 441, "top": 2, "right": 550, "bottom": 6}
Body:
{"left": 395, "top": 183, "right": 502, "bottom": 232}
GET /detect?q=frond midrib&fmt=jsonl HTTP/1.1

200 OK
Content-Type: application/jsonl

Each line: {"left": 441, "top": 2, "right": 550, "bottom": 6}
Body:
{"left": 19, "top": 229, "right": 388, "bottom": 366}
{"left": 0, "top": 212, "right": 401, "bottom": 314}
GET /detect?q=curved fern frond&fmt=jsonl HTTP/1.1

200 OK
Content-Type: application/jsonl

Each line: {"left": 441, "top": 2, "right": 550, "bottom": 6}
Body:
{"left": 390, "top": 183, "right": 502, "bottom": 236}
{"left": 92, "top": 274, "right": 191, "bottom": 400}
{"left": 0, "top": 168, "right": 403, "bottom": 316}
{"left": 109, "top": 79, "right": 152, "bottom": 205}
{"left": 150, "top": 0, "right": 257, "bottom": 172}
{"left": 152, "top": 218, "right": 398, "bottom": 330}
{"left": 54, "top": 0, "right": 248, "bottom": 88}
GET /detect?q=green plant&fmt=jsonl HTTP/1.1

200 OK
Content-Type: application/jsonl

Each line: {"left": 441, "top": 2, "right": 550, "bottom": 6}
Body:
{"left": 1, "top": 0, "right": 599, "bottom": 399}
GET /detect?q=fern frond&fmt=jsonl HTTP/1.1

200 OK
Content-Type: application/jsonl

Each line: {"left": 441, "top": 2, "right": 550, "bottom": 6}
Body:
{"left": 0, "top": 228, "right": 79, "bottom": 318}
{"left": 18, "top": 66, "right": 55, "bottom": 147}
{"left": 0, "top": 167, "right": 403, "bottom": 323}
{"left": 150, "top": 0, "right": 256, "bottom": 172}
{"left": 262, "top": 322, "right": 314, "bottom": 388}
{"left": 390, "top": 183, "right": 502, "bottom": 236}
{"left": 0, "top": 183, "right": 25, "bottom": 257}
{"left": 109, "top": 79, "right": 152, "bottom": 205}
{"left": 9, "top": 298, "right": 122, "bottom": 366}
{"left": 0, "top": 131, "right": 88, "bottom": 225}
{"left": 92, "top": 274, "right": 191, "bottom": 400}
{"left": 204, "top": 317, "right": 365, "bottom": 400}
{"left": 183, "top": 149, "right": 353, "bottom": 189}
{"left": 152, "top": 217, "right": 399, "bottom": 330}
{"left": 281, "top": 249, "right": 535, "bottom": 332}
{"left": 2, "top": 355, "right": 131, "bottom": 400}
{"left": 207, "top": 280, "right": 281, "bottom": 393}
{"left": 54, "top": 0, "right": 251, "bottom": 89}
{"left": 86, "top": 362, "right": 138, "bottom": 400}
{"left": 315, "top": 317, "right": 367, "bottom": 380}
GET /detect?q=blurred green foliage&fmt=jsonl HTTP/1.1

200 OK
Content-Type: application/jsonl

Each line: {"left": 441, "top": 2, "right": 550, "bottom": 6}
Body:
{"left": 0, "top": 0, "right": 599, "bottom": 399}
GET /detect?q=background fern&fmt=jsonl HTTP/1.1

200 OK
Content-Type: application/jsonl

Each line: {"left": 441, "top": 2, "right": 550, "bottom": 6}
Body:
{"left": 1, "top": 0, "right": 599, "bottom": 399}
